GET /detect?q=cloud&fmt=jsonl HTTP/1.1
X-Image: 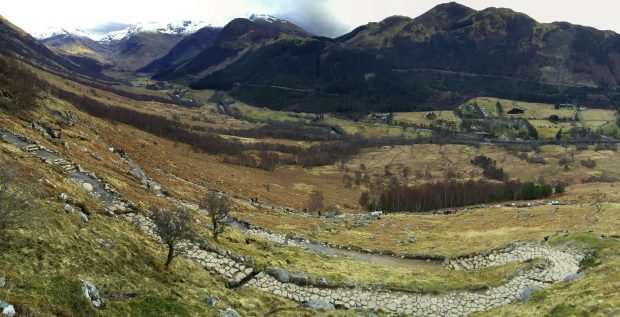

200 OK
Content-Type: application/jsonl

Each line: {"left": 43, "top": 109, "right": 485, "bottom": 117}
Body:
{"left": 265, "top": 0, "right": 353, "bottom": 37}
{"left": 84, "top": 22, "right": 132, "bottom": 34}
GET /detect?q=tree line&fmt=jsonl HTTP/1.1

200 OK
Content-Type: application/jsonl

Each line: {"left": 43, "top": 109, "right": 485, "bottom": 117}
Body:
{"left": 360, "top": 179, "right": 557, "bottom": 213}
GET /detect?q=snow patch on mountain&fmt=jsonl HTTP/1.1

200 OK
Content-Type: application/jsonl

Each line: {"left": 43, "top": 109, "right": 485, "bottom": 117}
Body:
{"left": 248, "top": 14, "right": 289, "bottom": 24}
{"left": 34, "top": 20, "right": 212, "bottom": 43}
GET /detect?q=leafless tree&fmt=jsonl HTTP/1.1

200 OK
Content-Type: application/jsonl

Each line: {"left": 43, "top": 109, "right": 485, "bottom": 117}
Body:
{"left": 354, "top": 170, "right": 363, "bottom": 185}
{"left": 0, "top": 164, "right": 34, "bottom": 232}
{"left": 307, "top": 190, "right": 324, "bottom": 212}
{"left": 200, "top": 192, "right": 230, "bottom": 240}
{"left": 149, "top": 208, "right": 195, "bottom": 270}
{"left": 342, "top": 174, "right": 353, "bottom": 189}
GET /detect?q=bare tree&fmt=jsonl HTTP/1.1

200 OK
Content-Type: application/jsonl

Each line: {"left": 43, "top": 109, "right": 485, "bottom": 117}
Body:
{"left": 200, "top": 192, "right": 230, "bottom": 240}
{"left": 342, "top": 174, "right": 353, "bottom": 189}
{"left": 0, "top": 164, "right": 34, "bottom": 232}
{"left": 149, "top": 208, "right": 195, "bottom": 270}
{"left": 307, "top": 190, "right": 324, "bottom": 212}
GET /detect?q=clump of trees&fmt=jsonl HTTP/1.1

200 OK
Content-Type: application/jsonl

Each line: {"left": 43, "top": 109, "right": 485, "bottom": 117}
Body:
{"left": 200, "top": 192, "right": 230, "bottom": 240}
{"left": 360, "top": 179, "right": 555, "bottom": 213}
{"left": 471, "top": 155, "right": 506, "bottom": 181}
{"left": 0, "top": 57, "right": 48, "bottom": 112}
{"left": 149, "top": 208, "right": 196, "bottom": 270}
{"left": 521, "top": 181, "right": 553, "bottom": 200}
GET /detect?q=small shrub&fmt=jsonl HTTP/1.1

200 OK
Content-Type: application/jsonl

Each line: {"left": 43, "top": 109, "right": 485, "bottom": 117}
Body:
{"left": 580, "top": 159, "right": 596, "bottom": 169}
{"left": 554, "top": 183, "right": 566, "bottom": 195}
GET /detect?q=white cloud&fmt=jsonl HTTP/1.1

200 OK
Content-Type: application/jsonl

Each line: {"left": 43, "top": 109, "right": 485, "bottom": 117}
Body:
{"left": 3, "top": 0, "right": 620, "bottom": 37}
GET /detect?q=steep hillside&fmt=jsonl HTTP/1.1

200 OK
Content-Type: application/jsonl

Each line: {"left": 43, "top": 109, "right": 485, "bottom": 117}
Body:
{"left": 107, "top": 32, "right": 184, "bottom": 71}
{"left": 189, "top": 3, "right": 620, "bottom": 113}
{"left": 0, "top": 15, "right": 108, "bottom": 80}
{"left": 152, "top": 16, "right": 310, "bottom": 80}
{"left": 139, "top": 26, "right": 222, "bottom": 73}
{"left": 41, "top": 32, "right": 110, "bottom": 64}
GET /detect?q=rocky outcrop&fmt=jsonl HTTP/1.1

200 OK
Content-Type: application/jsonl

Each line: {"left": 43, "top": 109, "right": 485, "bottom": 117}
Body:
{"left": 0, "top": 129, "right": 133, "bottom": 215}
{"left": 120, "top": 155, "right": 166, "bottom": 196}
{"left": 0, "top": 300, "right": 15, "bottom": 317}
{"left": 81, "top": 280, "right": 104, "bottom": 308}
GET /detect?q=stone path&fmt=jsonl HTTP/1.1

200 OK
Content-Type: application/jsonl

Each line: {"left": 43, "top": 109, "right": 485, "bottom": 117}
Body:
{"left": 0, "top": 128, "right": 132, "bottom": 214}
{"left": 246, "top": 243, "right": 583, "bottom": 316}
{"left": 128, "top": 213, "right": 584, "bottom": 316}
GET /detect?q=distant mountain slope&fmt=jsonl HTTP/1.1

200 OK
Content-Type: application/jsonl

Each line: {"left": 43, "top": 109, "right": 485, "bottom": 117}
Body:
{"left": 139, "top": 26, "right": 221, "bottom": 73}
{"left": 37, "top": 21, "right": 213, "bottom": 72}
{"left": 151, "top": 15, "right": 311, "bottom": 80}
{"left": 107, "top": 32, "right": 184, "bottom": 71}
{"left": 189, "top": 2, "right": 620, "bottom": 112}
{"left": 41, "top": 33, "right": 110, "bottom": 64}
{"left": 0, "top": 15, "right": 108, "bottom": 79}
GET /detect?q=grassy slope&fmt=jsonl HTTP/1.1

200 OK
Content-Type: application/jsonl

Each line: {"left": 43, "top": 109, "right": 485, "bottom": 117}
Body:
{"left": 1, "top": 59, "right": 619, "bottom": 315}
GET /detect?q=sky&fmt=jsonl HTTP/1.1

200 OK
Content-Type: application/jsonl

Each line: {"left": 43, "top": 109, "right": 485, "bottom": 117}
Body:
{"left": 2, "top": 0, "right": 620, "bottom": 38}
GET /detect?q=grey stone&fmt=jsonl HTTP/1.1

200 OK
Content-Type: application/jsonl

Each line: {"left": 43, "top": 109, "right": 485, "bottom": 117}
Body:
{"left": 129, "top": 167, "right": 146, "bottom": 181}
{"left": 59, "top": 192, "right": 69, "bottom": 201}
{"left": 82, "top": 182, "right": 93, "bottom": 192}
{"left": 206, "top": 295, "right": 220, "bottom": 306}
{"left": 302, "top": 299, "right": 335, "bottom": 310}
{"left": 91, "top": 153, "right": 103, "bottom": 161}
{"left": 520, "top": 285, "right": 542, "bottom": 302}
{"left": 79, "top": 212, "right": 89, "bottom": 222}
{"left": 318, "top": 277, "right": 329, "bottom": 287}
{"left": 63, "top": 204, "right": 73, "bottom": 213}
{"left": 50, "top": 130, "right": 61, "bottom": 138}
{"left": 223, "top": 307, "right": 241, "bottom": 317}
{"left": 146, "top": 181, "right": 163, "bottom": 195}
{"left": 0, "top": 278, "right": 4, "bottom": 288}
{"left": 563, "top": 273, "right": 582, "bottom": 282}
{"left": 443, "top": 257, "right": 450, "bottom": 266}
{"left": 290, "top": 271, "right": 308, "bottom": 284}
{"left": 268, "top": 268, "right": 289, "bottom": 283}
{"left": 0, "top": 301, "right": 15, "bottom": 317}
{"left": 81, "top": 280, "right": 104, "bottom": 308}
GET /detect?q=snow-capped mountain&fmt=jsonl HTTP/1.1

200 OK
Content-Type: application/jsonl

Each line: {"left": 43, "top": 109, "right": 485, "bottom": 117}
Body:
{"left": 33, "top": 20, "right": 212, "bottom": 43}
{"left": 248, "top": 14, "right": 290, "bottom": 24}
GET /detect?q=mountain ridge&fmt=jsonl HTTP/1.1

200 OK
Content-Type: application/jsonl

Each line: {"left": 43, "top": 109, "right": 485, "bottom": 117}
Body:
{"left": 185, "top": 2, "right": 620, "bottom": 112}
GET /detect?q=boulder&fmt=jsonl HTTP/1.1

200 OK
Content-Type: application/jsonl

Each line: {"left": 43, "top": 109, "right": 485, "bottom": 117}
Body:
{"left": 0, "top": 301, "right": 15, "bottom": 317}
{"left": 206, "top": 295, "right": 220, "bottom": 306}
{"left": 63, "top": 204, "right": 73, "bottom": 213}
{"left": 82, "top": 182, "right": 94, "bottom": 192}
{"left": 129, "top": 167, "right": 146, "bottom": 181}
{"left": 442, "top": 257, "right": 450, "bottom": 266}
{"left": 563, "top": 273, "right": 582, "bottom": 282}
{"left": 290, "top": 271, "right": 308, "bottom": 285}
{"left": 223, "top": 307, "right": 241, "bottom": 317}
{"left": 79, "top": 212, "right": 89, "bottom": 222}
{"left": 146, "top": 181, "right": 163, "bottom": 195}
{"left": 520, "top": 285, "right": 543, "bottom": 302}
{"left": 0, "top": 277, "right": 4, "bottom": 288}
{"left": 50, "top": 130, "right": 61, "bottom": 138}
{"left": 81, "top": 280, "right": 104, "bottom": 308}
{"left": 302, "top": 299, "right": 335, "bottom": 310}
{"left": 267, "top": 268, "right": 289, "bottom": 283}
{"left": 59, "top": 192, "right": 69, "bottom": 201}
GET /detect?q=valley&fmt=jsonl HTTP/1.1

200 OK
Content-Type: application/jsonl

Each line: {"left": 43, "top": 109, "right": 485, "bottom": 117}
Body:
{"left": 0, "top": 2, "right": 619, "bottom": 317}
